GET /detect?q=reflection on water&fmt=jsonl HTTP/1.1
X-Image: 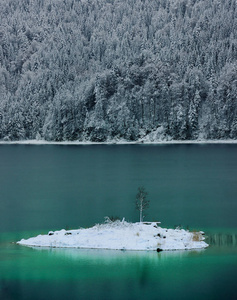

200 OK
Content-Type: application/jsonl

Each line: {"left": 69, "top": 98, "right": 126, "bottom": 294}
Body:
{"left": 1, "top": 231, "right": 237, "bottom": 300}
{"left": 31, "top": 246, "right": 206, "bottom": 262}
{"left": 206, "top": 233, "right": 237, "bottom": 247}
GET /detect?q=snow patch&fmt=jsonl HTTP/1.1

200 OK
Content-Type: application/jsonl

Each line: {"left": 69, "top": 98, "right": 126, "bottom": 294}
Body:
{"left": 17, "top": 219, "right": 208, "bottom": 251}
{"left": 139, "top": 126, "right": 172, "bottom": 142}
{"left": 0, "top": 138, "right": 237, "bottom": 145}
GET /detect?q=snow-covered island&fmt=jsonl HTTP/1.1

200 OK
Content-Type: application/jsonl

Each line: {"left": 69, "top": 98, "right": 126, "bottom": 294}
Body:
{"left": 17, "top": 219, "right": 208, "bottom": 251}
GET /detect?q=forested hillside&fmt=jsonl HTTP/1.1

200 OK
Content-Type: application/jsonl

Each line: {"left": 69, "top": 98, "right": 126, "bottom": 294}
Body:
{"left": 0, "top": 0, "right": 237, "bottom": 142}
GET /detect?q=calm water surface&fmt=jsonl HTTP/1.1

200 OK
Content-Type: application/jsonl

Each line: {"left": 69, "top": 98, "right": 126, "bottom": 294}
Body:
{"left": 0, "top": 144, "right": 237, "bottom": 299}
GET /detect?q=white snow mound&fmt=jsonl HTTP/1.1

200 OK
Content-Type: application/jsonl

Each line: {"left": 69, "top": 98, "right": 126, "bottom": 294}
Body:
{"left": 17, "top": 219, "right": 208, "bottom": 251}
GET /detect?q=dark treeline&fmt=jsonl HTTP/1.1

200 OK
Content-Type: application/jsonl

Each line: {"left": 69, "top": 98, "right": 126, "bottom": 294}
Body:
{"left": 0, "top": 0, "right": 237, "bottom": 142}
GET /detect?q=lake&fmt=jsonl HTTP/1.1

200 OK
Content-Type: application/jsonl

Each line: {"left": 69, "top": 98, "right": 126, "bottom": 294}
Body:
{"left": 0, "top": 144, "right": 237, "bottom": 299}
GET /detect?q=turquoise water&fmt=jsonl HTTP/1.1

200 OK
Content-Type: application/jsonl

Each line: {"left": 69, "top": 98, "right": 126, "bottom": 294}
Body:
{"left": 0, "top": 144, "right": 237, "bottom": 299}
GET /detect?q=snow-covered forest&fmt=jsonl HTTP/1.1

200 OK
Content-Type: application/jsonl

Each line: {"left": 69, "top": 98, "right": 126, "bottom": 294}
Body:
{"left": 0, "top": 0, "right": 236, "bottom": 142}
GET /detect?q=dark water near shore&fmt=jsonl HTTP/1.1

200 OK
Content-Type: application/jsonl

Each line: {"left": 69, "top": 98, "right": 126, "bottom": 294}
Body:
{"left": 0, "top": 144, "right": 237, "bottom": 299}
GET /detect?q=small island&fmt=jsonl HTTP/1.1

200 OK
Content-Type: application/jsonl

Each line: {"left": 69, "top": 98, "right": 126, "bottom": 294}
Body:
{"left": 18, "top": 188, "right": 208, "bottom": 251}
{"left": 17, "top": 218, "right": 208, "bottom": 251}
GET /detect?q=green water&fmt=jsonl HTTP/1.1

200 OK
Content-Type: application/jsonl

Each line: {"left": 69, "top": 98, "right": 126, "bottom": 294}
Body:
{"left": 0, "top": 144, "right": 237, "bottom": 299}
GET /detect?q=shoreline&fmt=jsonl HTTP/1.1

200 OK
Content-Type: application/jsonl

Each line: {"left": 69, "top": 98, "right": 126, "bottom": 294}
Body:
{"left": 17, "top": 221, "right": 208, "bottom": 251}
{"left": 0, "top": 139, "right": 237, "bottom": 146}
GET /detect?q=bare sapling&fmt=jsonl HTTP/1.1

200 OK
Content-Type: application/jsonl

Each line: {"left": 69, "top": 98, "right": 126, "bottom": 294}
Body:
{"left": 135, "top": 186, "right": 149, "bottom": 223}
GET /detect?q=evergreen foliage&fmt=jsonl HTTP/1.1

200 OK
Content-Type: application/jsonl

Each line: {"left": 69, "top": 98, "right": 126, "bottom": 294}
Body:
{"left": 0, "top": 0, "right": 236, "bottom": 141}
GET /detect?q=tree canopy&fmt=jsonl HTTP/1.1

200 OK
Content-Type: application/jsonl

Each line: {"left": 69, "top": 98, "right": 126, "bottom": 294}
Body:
{"left": 0, "top": 0, "right": 236, "bottom": 141}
